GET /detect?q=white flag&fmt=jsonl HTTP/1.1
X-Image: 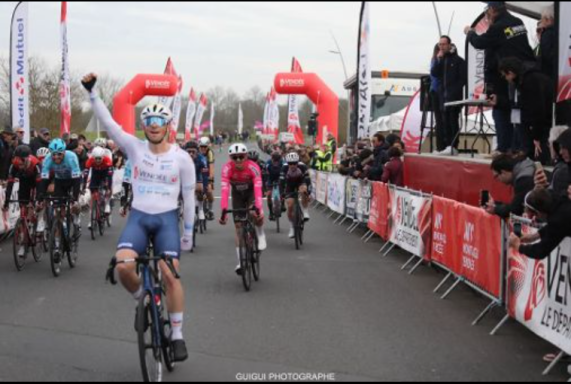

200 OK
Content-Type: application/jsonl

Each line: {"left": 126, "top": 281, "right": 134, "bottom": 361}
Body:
{"left": 357, "top": 2, "right": 372, "bottom": 139}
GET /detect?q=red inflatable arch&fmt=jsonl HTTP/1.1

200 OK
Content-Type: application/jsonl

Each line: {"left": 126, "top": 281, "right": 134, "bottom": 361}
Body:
{"left": 113, "top": 74, "right": 179, "bottom": 135}
{"left": 274, "top": 73, "right": 338, "bottom": 145}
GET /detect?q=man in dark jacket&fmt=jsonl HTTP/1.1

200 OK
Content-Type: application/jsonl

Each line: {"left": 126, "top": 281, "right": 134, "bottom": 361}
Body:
{"left": 30, "top": 128, "right": 51, "bottom": 157}
{"left": 465, "top": 1, "right": 536, "bottom": 154}
{"left": 496, "top": 57, "right": 554, "bottom": 164}
{"left": 0, "top": 129, "right": 17, "bottom": 182}
{"left": 366, "top": 132, "right": 389, "bottom": 181}
{"left": 431, "top": 36, "right": 467, "bottom": 153}
{"left": 537, "top": 6, "right": 556, "bottom": 82}
{"left": 486, "top": 154, "right": 536, "bottom": 219}
{"left": 509, "top": 189, "right": 571, "bottom": 260}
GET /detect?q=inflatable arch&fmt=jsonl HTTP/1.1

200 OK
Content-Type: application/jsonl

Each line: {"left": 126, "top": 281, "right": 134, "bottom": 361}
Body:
{"left": 113, "top": 74, "right": 179, "bottom": 135}
{"left": 274, "top": 73, "right": 339, "bottom": 145}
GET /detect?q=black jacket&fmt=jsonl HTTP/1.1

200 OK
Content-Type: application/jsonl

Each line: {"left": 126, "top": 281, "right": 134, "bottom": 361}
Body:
{"left": 430, "top": 52, "right": 467, "bottom": 103}
{"left": 367, "top": 145, "right": 389, "bottom": 181}
{"left": 538, "top": 26, "right": 557, "bottom": 81}
{"left": 0, "top": 138, "right": 13, "bottom": 181}
{"left": 520, "top": 196, "right": 571, "bottom": 260}
{"left": 511, "top": 67, "right": 554, "bottom": 141}
{"left": 468, "top": 11, "right": 535, "bottom": 98}
{"left": 30, "top": 136, "right": 50, "bottom": 157}
{"left": 494, "top": 158, "right": 536, "bottom": 219}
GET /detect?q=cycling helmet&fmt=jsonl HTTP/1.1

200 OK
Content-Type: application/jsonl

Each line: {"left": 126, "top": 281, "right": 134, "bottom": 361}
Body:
{"left": 141, "top": 103, "right": 173, "bottom": 123}
{"left": 248, "top": 150, "right": 259, "bottom": 161}
{"left": 92, "top": 147, "right": 106, "bottom": 159}
{"left": 199, "top": 137, "right": 211, "bottom": 147}
{"left": 184, "top": 141, "right": 199, "bottom": 151}
{"left": 285, "top": 152, "right": 300, "bottom": 164}
{"left": 36, "top": 147, "right": 51, "bottom": 159}
{"left": 14, "top": 145, "right": 32, "bottom": 159}
{"left": 94, "top": 138, "right": 107, "bottom": 148}
{"left": 49, "top": 139, "right": 67, "bottom": 154}
{"left": 228, "top": 143, "right": 248, "bottom": 156}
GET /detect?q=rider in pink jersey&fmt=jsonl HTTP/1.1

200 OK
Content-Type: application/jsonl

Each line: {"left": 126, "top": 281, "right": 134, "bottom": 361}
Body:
{"left": 220, "top": 143, "right": 267, "bottom": 275}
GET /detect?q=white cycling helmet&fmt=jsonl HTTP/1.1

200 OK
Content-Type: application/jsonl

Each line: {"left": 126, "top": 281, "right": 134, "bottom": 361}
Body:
{"left": 92, "top": 147, "right": 106, "bottom": 159}
{"left": 36, "top": 147, "right": 51, "bottom": 159}
{"left": 285, "top": 152, "right": 300, "bottom": 164}
{"left": 228, "top": 143, "right": 248, "bottom": 156}
{"left": 94, "top": 138, "right": 107, "bottom": 148}
{"left": 141, "top": 103, "right": 173, "bottom": 123}
{"left": 199, "top": 137, "right": 211, "bottom": 147}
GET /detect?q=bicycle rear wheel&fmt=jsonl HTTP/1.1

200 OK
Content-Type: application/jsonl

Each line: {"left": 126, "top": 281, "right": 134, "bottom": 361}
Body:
{"left": 138, "top": 292, "right": 163, "bottom": 383}
{"left": 67, "top": 224, "right": 79, "bottom": 269}
{"left": 98, "top": 199, "right": 106, "bottom": 237}
{"left": 30, "top": 219, "right": 43, "bottom": 263}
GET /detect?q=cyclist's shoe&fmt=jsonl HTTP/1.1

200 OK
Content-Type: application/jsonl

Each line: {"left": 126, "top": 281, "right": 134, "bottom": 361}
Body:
{"left": 303, "top": 209, "right": 311, "bottom": 222}
{"left": 172, "top": 340, "right": 189, "bottom": 362}
{"left": 256, "top": 227, "right": 267, "bottom": 251}
{"left": 198, "top": 209, "right": 206, "bottom": 221}
{"left": 235, "top": 265, "right": 243, "bottom": 276}
{"left": 206, "top": 211, "right": 215, "bottom": 221}
{"left": 17, "top": 247, "right": 25, "bottom": 258}
{"left": 88, "top": 223, "right": 92, "bottom": 230}
{"left": 289, "top": 228, "right": 295, "bottom": 239}
{"left": 269, "top": 213, "right": 275, "bottom": 222}
{"left": 105, "top": 203, "right": 111, "bottom": 214}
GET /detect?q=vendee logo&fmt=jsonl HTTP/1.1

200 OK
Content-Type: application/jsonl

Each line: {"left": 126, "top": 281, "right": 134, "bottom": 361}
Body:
{"left": 280, "top": 78, "right": 305, "bottom": 88}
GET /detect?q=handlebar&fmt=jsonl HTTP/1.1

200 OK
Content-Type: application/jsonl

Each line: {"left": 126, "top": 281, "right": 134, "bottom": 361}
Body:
{"left": 105, "top": 254, "right": 181, "bottom": 285}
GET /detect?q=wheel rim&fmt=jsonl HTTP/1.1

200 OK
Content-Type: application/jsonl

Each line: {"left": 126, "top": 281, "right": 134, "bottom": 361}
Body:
{"left": 13, "top": 220, "right": 26, "bottom": 271}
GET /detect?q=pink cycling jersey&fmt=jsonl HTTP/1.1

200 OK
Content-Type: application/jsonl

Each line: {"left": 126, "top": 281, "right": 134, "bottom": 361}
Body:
{"left": 220, "top": 160, "right": 263, "bottom": 214}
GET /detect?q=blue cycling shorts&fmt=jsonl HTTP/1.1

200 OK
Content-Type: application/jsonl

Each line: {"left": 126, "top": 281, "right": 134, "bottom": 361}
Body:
{"left": 117, "top": 209, "right": 181, "bottom": 259}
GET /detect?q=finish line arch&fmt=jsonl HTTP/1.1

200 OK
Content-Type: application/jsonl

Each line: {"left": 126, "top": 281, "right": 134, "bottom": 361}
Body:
{"left": 113, "top": 74, "right": 179, "bottom": 135}
{"left": 274, "top": 73, "right": 338, "bottom": 145}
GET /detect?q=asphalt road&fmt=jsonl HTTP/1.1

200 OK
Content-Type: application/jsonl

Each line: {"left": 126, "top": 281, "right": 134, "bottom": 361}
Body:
{"left": 0, "top": 145, "right": 567, "bottom": 382}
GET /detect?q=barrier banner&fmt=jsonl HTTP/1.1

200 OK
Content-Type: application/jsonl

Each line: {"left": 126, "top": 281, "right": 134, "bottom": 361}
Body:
{"left": 316, "top": 172, "right": 328, "bottom": 205}
{"left": 431, "top": 196, "right": 460, "bottom": 271}
{"left": 508, "top": 219, "right": 571, "bottom": 355}
{"left": 345, "top": 178, "right": 360, "bottom": 220}
{"left": 309, "top": 170, "right": 317, "bottom": 201}
{"left": 388, "top": 187, "right": 432, "bottom": 259}
{"left": 368, "top": 182, "right": 390, "bottom": 241}
{"left": 327, "top": 174, "right": 346, "bottom": 215}
{"left": 456, "top": 204, "right": 502, "bottom": 298}
{"left": 0, "top": 184, "right": 20, "bottom": 235}
{"left": 356, "top": 181, "right": 372, "bottom": 224}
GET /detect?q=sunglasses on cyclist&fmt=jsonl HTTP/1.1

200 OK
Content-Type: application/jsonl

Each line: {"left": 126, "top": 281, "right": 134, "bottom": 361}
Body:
{"left": 231, "top": 155, "right": 246, "bottom": 162}
{"left": 52, "top": 152, "right": 65, "bottom": 158}
{"left": 143, "top": 117, "right": 169, "bottom": 128}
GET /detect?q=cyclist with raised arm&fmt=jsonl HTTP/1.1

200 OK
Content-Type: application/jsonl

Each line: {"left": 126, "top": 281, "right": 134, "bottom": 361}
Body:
{"left": 82, "top": 73, "right": 196, "bottom": 362}
{"left": 219, "top": 144, "right": 267, "bottom": 275}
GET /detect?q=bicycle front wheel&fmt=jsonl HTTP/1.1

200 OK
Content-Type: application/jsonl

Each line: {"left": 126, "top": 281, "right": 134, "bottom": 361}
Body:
{"left": 13, "top": 219, "right": 27, "bottom": 271}
{"left": 138, "top": 292, "right": 163, "bottom": 383}
{"left": 49, "top": 221, "right": 63, "bottom": 277}
{"left": 240, "top": 228, "right": 252, "bottom": 292}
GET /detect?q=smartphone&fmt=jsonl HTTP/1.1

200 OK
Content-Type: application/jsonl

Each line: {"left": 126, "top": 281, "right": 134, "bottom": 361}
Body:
{"left": 514, "top": 222, "right": 523, "bottom": 239}
{"left": 535, "top": 162, "right": 544, "bottom": 174}
{"left": 481, "top": 190, "right": 490, "bottom": 207}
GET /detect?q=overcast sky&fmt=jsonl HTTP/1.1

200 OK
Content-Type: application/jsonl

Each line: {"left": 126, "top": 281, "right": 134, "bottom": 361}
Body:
{"left": 0, "top": 2, "right": 540, "bottom": 98}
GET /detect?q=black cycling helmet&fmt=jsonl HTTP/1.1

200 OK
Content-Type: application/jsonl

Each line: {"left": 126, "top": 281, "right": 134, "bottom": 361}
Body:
{"left": 14, "top": 145, "right": 32, "bottom": 159}
{"left": 271, "top": 152, "right": 282, "bottom": 163}
{"left": 184, "top": 141, "right": 199, "bottom": 151}
{"left": 248, "top": 150, "right": 260, "bottom": 161}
